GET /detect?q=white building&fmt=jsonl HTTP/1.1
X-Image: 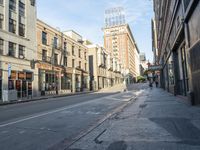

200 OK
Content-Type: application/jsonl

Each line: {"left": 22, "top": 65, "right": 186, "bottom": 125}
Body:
{"left": 0, "top": 0, "right": 38, "bottom": 102}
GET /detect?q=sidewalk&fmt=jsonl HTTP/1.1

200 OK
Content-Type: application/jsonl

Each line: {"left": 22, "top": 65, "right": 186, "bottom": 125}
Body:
{"left": 0, "top": 91, "right": 92, "bottom": 106}
{"left": 69, "top": 86, "right": 200, "bottom": 150}
{"left": 0, "top": 84, "right": 126, "bottom": 106}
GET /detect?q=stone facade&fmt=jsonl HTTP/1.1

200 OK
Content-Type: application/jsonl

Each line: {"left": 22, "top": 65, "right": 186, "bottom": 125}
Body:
{"left": 36, "top": 20, "right": 90, "bottom": 96}
{"left": 153, "top": 0, "right": 200, "bottom": 104}
{"left": 0, "top": 0, "right": 38, "bottom": 102}
{"left": 87, "top": 44, "right": 123, "bottom": 91}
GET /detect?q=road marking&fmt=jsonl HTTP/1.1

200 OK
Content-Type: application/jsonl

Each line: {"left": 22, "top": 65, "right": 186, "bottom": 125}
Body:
{"left": 0, "top": 92, "right": 127, "bottom": 128}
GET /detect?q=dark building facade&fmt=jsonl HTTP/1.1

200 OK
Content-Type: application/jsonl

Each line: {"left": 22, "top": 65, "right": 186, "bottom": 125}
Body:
{"left": 153, "top": 0, "right": 200, "bottom": 105}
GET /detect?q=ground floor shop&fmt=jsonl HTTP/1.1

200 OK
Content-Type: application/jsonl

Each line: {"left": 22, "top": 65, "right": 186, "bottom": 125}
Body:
{"left": 0, "top": 58, "right": 38, "bottom": 102}
{"left": 37, "top": 63, "right": 89, "bottom": 96}
{"left": 160, "top": 39, "right": 190, "bottom": 99}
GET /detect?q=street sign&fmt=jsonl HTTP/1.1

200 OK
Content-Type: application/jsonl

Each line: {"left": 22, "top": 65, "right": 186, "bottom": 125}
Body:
{"left": 8, "top": 64, "right": 11, "bottom": 78}
{"left": 148, "top": 65, "right": 162, "bottom": 71}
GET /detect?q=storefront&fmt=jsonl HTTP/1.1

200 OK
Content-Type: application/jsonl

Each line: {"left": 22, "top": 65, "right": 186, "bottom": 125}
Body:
{"left": 8, "top": 70, "right": 33, "bottom": 99}
{"left": 61, "top": 73, "right": 72, "bottom": 91}
{"left": 39, "top": 69, "right": 59, "bottom": 95}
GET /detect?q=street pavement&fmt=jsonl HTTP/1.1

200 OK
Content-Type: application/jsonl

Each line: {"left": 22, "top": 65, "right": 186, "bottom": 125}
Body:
{"left": 0, "top": 84, "right": 137, "bottom": 150}
{"left": 69, "top": 84, "right": 200, "bottom": 150}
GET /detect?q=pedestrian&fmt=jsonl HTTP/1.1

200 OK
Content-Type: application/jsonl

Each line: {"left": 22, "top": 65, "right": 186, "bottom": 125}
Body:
{"left": 155, "top": 75, "right": 159, "bottom": 88}
{"left": 149, "top": 78, "right": 153, "bottom": 89}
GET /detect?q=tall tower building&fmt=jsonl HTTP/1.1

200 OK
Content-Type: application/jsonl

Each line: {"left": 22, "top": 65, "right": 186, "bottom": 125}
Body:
{"left": 103, "top": 7, "right": 140, "bottom": 84}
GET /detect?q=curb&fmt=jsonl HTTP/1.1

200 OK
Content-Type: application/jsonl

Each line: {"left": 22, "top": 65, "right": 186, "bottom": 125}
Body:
{"left": 0, "top": 91, "right": 93, "bottom": 106}
{"left": 65, "top": 96, "right": 137, "bottom": 149}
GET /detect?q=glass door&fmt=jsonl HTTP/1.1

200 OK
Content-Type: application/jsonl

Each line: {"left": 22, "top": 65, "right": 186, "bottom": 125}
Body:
{"left": 22, "top": 81, "right": 27, "bottom": 98}
{"left": 16, "top": 80, "right": 21, "bottom": 98}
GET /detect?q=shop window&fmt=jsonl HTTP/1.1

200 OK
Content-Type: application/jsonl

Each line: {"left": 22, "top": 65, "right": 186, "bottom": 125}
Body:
{"left": 8, "top": 80, "right": 14, "bottom": 90}
{"left": 61, "top": 74, "right": 71, "bottom": 90}
{"left": 168, "top": 55, "right": 175, "bottom": 85}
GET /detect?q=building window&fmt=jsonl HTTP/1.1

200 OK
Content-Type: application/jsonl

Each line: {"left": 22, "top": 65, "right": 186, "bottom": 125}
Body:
{"left": 54, "top": 53, "right": 58, "bottom": 65}
{"left": 9, "top": 18, "right": 16, "bottom": 33}
{"left": 19, "top": 1, "right": 25, "bottom": 16}
{"left": 79, "top": 61, "right": 81, "bottom": 69}
{"left": 0, "top": 14, "right": 3, "bottom": 29}
{"left": 42, "top": 31, "right": 47, "bottom": 45}
{"left": 0, "top": 39, "right": 3, "bottom": 55}
{"left": 72, "top": 59, "right": 75, "bottom": 68}
{"left": 42, "top": 49, "right": 47, "bottom": 61}
{"left": 85, "top": 63, "right": 87, "bottom": 71}
{"left": 79, "top": 49, "right": 81, "bottom": 58}
{"left": 84, "top": 52, "right": 87, "bottom": 60}
{"left": 30, "top": 0, "right": 35, "bottom": 6}
{"left": 0, "top": 0, "right": 3, "bottom": 5}
{"left": 64, "top": 42, "right": 67, "bottom": 51}
{"left": 19, "top": 23, "right": 25, "bottom": 37}
{"left": 72, "top": 45, "right": 75, "bottom": 55}
{"left": 9, "top": 0, "right": 16, "bottom": 11}
{"left": 8, "top": 42, "right": 16, "bottom": 57}
{"left": 18, "top": 45, "right": 25, "bottom": 59}
{"left": 53, "top": 37, "right": 58, "bottom": 49}
{"left": 64, "top": 56, "right": 67, "bottom": 66}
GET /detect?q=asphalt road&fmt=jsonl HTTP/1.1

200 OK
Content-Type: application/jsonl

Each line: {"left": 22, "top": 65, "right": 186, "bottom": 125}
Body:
{"left": 0, "top": 87, "right": 137, "bottom": 150}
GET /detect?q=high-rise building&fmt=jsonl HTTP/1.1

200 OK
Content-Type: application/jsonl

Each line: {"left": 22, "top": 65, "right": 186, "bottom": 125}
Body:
{"left": 103, "top": 7, "right": 140, "bottom": 84}
{"left": 0, "top": 0, "right": 38, "bottom": 102}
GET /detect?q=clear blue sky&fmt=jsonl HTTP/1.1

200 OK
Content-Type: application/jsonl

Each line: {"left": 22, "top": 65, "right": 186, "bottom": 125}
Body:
{"left": 37, "top": 0, "right": 154, "bottom": 62}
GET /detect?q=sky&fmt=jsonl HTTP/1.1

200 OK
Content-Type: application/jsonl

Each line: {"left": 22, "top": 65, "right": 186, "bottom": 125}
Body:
{"left": 37, "top": 0, "right": 154, "bottom": 62}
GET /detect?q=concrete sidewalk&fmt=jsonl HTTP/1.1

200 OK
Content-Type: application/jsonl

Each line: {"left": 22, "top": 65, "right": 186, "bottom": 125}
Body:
{"left": 0, "top": 91, "right": 93, "bottom": 106}
{"left": 69, "top": 86, "right": 200, "bottom": 150}
{"left": 0, "top": 84, "right": 126, "bottom": 106}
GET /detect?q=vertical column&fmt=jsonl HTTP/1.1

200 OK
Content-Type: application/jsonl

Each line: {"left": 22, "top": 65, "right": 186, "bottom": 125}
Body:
{"left": 72, "top": 68, "right": 76, "bottom": 93}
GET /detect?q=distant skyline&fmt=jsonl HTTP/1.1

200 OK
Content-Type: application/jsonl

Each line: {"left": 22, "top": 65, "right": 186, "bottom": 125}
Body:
{"left": 37, "top": 0, "right": 153, "bottom": 62}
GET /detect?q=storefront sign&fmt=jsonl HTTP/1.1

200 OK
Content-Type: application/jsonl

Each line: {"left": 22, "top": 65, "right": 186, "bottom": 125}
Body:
{"left": 11, "top": 71, "right": 17, "bottom": 79}
{"left": 26, "top": 72, "right": 33, "bottom": 81}
{"left": 18, "top": 72, "right": 25, "bottom": 80}
{"left": 37, "top": 63, "right": 52, "bottom": 70}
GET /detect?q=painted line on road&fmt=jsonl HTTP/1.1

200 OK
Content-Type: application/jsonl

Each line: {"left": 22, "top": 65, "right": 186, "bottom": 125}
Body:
{"left": 0, "top": 92, "right": 129, "bottom": 128}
